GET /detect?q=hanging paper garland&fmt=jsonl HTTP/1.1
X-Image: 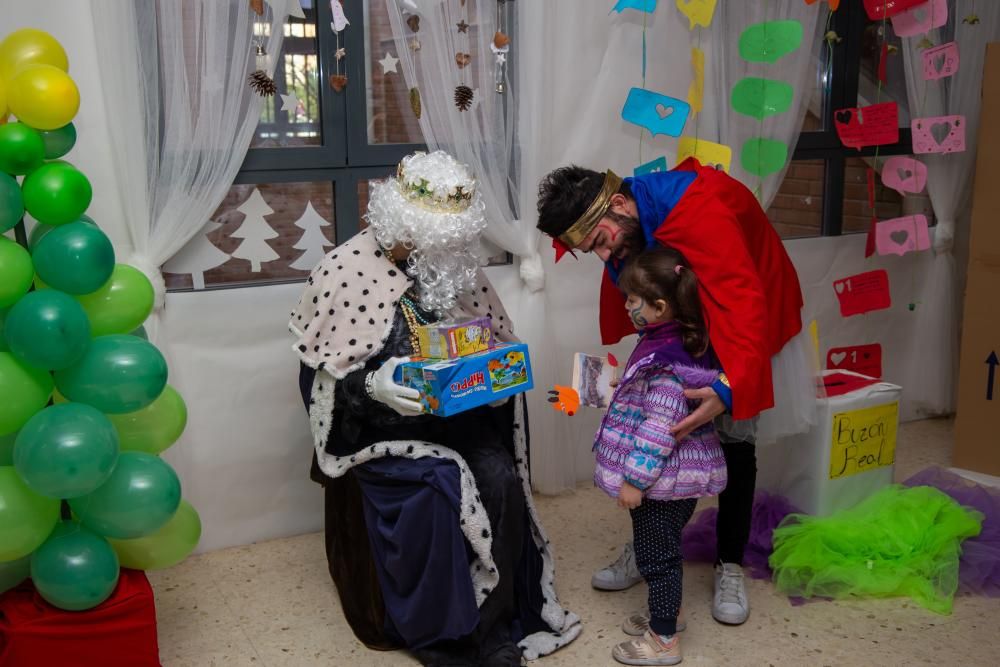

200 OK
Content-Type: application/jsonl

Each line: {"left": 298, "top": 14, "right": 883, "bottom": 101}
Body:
{"left": 452, "top": 0, "right": 474, "bottom": 111}
{"left": 329, "top": 0, "right": 349, "bottom": 92}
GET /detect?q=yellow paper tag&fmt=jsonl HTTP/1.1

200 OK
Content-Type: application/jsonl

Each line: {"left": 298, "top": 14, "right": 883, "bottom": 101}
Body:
{"left": 677, "top": 137, "right": 732, "bottom": 173}
{"left": 809, "top": 319, "right": 821, "bottom": 372}
{"left": 676, "top": 0, "right": 718, "bottom": 29}
{"left": 829, "top": 402, "right": 898, "bottom": 480}
{"left": 687, "top": 47, "right": 704, "bottom": 116}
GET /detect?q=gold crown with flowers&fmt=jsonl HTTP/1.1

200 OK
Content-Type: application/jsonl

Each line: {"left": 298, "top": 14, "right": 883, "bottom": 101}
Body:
{"left": 396, "top": 152, "right": 476, "bottom": 213}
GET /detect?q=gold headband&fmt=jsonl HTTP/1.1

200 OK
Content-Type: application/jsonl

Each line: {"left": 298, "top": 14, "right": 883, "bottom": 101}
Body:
{"left": 558, "top": 170, "right": 623, "bottom": 248}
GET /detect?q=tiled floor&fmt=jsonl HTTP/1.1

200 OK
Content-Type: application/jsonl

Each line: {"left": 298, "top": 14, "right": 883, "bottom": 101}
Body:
{"left": 151, "top": 418, "right": 999, "bottom": 666}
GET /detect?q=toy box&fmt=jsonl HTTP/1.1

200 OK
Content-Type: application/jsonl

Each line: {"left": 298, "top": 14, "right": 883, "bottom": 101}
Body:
{"left": 394, "top": 343, "right": 533, "bottom": 417}
{"left": 416, "top": 317, "right": 494, "bottom": 359}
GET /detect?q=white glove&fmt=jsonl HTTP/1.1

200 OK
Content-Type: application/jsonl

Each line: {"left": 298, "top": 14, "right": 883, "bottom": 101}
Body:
{"left": 368, "top": 357, "right": 424, "bottom": 416}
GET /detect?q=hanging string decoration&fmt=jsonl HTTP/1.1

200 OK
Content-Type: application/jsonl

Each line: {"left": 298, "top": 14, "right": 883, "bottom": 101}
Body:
{"left": 453, "top": 0, "right": 474, "bottom": 111}
{"left": 248, "top": 5, "right": 277, "bottom": 96}
{"left": 492, "top": 0, "right": 511, "bottom": 94}
{"left": 329, "top": 0, "right": 349, "bottom": 92}
{"left": 406, "top": 9, "right": 423, "bottom": 118}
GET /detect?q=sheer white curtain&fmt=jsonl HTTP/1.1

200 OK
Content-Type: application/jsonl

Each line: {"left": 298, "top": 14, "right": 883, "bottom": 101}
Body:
{"left": 90, "top": 0, "right": 287, "bottom": 331}
{"left": 899, "top": 1, "right": 1000, "bottom": 415}
{"left": 700, "top": 2, "right": 825, "bottom": 206}
{"left": 385, "top": 0, "right": 544, "bottom": 289}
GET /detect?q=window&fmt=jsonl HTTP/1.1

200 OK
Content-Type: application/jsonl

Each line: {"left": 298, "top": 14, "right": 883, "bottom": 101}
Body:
{"left": 165, "top": 0, "right": 430, "bottom": 291}
{"left": 768, "top": 3, "right": 933, "bottom": 239}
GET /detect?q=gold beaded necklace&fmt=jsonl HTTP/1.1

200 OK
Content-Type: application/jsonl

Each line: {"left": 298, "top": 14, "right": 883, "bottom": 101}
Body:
{"left": 399, "top": 291, "right": 428, "bottom": 357}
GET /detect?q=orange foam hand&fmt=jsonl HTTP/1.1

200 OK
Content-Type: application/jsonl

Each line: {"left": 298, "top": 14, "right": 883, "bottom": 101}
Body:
{"left": 547, "top": 385, "right": 580, "bottom": 416}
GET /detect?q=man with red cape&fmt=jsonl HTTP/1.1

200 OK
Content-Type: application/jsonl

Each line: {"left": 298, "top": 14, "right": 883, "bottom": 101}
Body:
{"left": 536, "top": 158, "right": 815, "bottom": 626}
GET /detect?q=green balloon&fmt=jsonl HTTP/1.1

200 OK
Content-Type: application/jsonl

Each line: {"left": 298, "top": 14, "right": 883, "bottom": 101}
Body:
{"left": 31, "top": 220, "right": 115, "bottom": 294}
{"left": 0, "top": 306, "right": 8, "bottom": 352}
{"left": 0, "top": 236, "right": 34, "bottom": 308}
{"left": 0, "top": 351, "right": 53, "bottom": 436}
{"left": 109, "top": 499, "right": 201, "bottom": 571}
{"left": 70, "top": 452, "right": 181, "bottom": 539}
{"left": 0, "top": 466, "right": 60, "bottom": 561}
{"left": 21, "top": 161, "right": 92, "bottom": 226}
{"left": 741, "top": 138, "right": 790, "bottom": 178}
{"left": 14, "top": 403, "right": 119, "bottom": 499}
{"left": 27, "top": 213, "right": 95, "bottom": 250}
{"left": 110, "top": 385, "right": 187, "bottom": 455}
{"left": 4, "top": 289, "right": 91, "bottom": 369}
{"left": 39, "top": 123, "right": 76, "bottom": 160}
{"left": 75, "top": 264, "right": 154, "bottom": 337}
{"left": 0, "top": 172, "right": 24, "bottom": 232}
{"left": 54, "top": 335, "right": 167, "bottom": 414}
{"left": 30, "top": 521, "right": 120, "bottom": 611}
{"left": 0, "top": 553, "right": 32, "bottom": 594}
{"left": 739, "top": 20, "right": 803, "bottom": 64}
{"left": 731, "top": 77, "right": 794, "bottom": 120}
{"left": 0, "top": 430, "right": 15, "bottom": 465}
{"left": 0, "top": 122, "right": 45, "bottom": 175}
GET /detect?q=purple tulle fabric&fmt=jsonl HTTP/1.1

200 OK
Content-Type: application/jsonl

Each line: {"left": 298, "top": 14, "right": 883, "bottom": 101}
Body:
{"left": 903, "top": 467, "right": 1000, "bottom": 597}
{"left": 681, "top": 491, "right": 800, "bottom": 580}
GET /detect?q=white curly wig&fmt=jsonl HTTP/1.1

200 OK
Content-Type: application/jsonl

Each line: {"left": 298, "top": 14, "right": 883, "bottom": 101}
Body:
{"left": 365, "top": 151, "right": 487, "bottom": 314}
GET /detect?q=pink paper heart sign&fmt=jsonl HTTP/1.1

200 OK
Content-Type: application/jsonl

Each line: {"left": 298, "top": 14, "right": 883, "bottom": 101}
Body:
{"left": 891, "top": 0, "right": 947, "bottom": 37}
{"left": 876, "top": 215, "right": 930, "bottom": 257}
{"left": 881, "top": 156, "right": 927, "bottom": 196}
{"left": 912, "top": 115, "right": 966, "bottom": 154}
{"left": 922, "top": 42, "right": 959, "bottom": 81}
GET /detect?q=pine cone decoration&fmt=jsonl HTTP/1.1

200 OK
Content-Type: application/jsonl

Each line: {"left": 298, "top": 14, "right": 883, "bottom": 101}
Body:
{"left": 409, "top": 87, "right": 422, "bottom": 119}
{"left": 248, "top": 70, "right": 277, "bottom": 96}
{"left": 454, "top": 85, "right": 474, "bottom": 112}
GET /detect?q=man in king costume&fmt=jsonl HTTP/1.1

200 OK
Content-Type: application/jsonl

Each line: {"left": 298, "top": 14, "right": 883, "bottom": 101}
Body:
{"left": 290, "top": 151, "right": 581, "bottom": 667}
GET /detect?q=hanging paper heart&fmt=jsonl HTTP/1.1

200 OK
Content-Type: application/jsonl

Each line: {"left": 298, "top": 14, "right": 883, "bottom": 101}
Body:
{"left": 675, "top": 0, "right": 717, "bottom": 29}
{"left": 881, "top": 156, "right": 927, "bottom": 196}
{"left": 406, "top": 15, "right": 420, "bottom": 32}
{"left": 455, "top": 53, "right": 472, "bottom": 69}
{"left": 329, "top": 74, "right": 348, "bottom": 92}
{"left": 493, "top": 32, "right": 510, "bottom": 48}
{"left": 912, "top": 115, "right": 965, "bottom": 154}
{"left": 621, "top": 88, "right": 691, "bottom": 137}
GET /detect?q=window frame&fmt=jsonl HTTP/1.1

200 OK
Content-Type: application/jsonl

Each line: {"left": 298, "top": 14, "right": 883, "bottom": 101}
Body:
{"left": 790, "top": 4, "right": 914, "bottom": 237}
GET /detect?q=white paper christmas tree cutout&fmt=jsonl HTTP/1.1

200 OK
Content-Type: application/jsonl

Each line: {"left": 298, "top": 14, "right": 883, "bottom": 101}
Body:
{"left": 290, "top": 202, "right": 334, "bottom": 271}
{"left": 163, "top": 221, "right": 231, "bottom": 290}
{"left": 231, "top": 188, "right": 280, "bottom": 272}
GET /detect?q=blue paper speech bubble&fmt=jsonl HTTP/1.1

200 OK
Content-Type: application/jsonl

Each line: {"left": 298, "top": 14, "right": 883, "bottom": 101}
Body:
{"left": 634, "top": 156, "right": 668, "bottom": 177}
{"left": 621, "top": 88, "right": 691, "bottom": 138}
{"left": 611, "top": 0, "right": 658, "bottom": 12}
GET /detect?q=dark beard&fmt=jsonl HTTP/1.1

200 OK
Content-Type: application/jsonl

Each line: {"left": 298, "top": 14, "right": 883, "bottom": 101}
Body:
{"left": 605, "top": 210, "right": 645, "bottom": 260}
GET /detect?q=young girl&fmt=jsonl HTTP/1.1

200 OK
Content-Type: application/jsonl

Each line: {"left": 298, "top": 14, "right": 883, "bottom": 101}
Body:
{"left": 594, "top": 246, "right": 728, "bottom": 666}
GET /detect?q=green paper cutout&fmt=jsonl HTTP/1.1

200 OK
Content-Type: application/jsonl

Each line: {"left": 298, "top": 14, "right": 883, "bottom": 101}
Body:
{"left": 738, "top": 21, "right": 803, "bottom": 63}
{"left": 741, "top": 138, "right": 789, "bottom": 177}
{"left": 731, "top": 78, "right": 794, "bottom": 120}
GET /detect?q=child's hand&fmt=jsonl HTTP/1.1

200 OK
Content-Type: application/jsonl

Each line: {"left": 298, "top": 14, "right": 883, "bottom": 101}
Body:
{"left": 617, "top": 482, "right": 643, "bottom": 509}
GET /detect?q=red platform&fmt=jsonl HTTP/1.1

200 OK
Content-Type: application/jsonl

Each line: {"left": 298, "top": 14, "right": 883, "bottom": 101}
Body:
{"left": 0, "top": 568, "right": 160, "bottom": 667}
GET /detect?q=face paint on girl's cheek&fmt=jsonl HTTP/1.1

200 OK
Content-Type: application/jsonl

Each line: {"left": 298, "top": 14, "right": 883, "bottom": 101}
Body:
{"left": 597, "top": 221, "right": 623, "bottom": 242}
{"left": 628, "top": 298, "right": 648, "bottom": 328}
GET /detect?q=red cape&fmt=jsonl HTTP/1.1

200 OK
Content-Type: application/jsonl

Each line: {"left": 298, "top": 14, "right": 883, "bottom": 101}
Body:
{"left": 600, "top": 159, "right": 803, "bottom": 419}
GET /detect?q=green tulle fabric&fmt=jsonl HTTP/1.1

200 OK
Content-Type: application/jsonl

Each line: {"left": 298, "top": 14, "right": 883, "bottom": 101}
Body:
{"left": 769, "top": 485, "right": 983, "bottom": 614}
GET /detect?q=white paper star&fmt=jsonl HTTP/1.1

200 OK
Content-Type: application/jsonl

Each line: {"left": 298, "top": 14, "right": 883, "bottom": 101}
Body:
{"left": 280, "top": 92, "right": 299, "bottom": 111}
{"left": 335, "top": 47, "right": 346, "bottom": 61}
{"left": 266, "top": 0, "right": 305, "bottom": 20}
{"left": 379, "top": 52, "right": 399, "bottom": 74}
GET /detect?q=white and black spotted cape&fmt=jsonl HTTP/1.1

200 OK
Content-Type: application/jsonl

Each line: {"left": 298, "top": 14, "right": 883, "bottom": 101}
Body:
{"left": 289, "top": 229, "right": 582, "bottom": 659}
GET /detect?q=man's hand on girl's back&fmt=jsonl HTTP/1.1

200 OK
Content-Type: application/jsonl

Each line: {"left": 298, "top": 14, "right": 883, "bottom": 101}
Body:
{"left": 671, "top": 388, "right": 726, "bottom": 440}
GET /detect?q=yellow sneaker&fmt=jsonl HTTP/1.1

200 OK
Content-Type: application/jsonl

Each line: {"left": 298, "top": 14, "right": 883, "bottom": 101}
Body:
{"left": 621, "top": 609, "right": 686, "bottom": 636}
{"left": 612, "top": 629, "right": 682, "bottom": 666}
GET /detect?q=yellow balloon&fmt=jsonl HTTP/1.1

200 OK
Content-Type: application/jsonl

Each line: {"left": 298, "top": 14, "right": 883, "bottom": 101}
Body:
{"left": 7, "top": 64, "right": 79, "bottom": 131}
{"left": 0, "top": 29, "right": 68, "bottom": 83}
{"left": 0, "top": 80, "right": 7, "bottom": 121}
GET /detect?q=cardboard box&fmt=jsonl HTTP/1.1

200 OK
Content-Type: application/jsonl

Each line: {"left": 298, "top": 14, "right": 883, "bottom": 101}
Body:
{"left": 757, "top": 370, "right": 901, "bottom": 516}
{"left": 954, "top": 42, "right": 1000, "bottom": 477}
{"left": 416, "top": 317, "right": 494, "bottom": 359}
{"left": 394, "top": 343, "right": 533, "bottom": 417}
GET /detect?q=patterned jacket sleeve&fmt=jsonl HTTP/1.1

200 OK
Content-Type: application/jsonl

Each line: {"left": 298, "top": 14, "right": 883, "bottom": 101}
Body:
{"left": 622, "top": 367, "right": 689, "bottom": 490}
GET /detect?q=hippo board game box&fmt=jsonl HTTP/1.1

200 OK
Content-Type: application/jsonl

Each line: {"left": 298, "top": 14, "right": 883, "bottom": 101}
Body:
{"left": 394, "top": 343, "right": 533, "bottom": 416}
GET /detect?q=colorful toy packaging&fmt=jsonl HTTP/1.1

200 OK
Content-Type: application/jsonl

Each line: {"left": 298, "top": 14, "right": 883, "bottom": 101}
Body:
{"left": 394, "top": 343, "right": 533, "bottom": 417}
{"left": 416, "top": 317, "right": 494, "bottom": 359}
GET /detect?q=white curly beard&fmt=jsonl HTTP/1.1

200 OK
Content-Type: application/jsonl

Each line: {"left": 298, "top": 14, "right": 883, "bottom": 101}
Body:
{"left": 365, "top": 178, "right": 486, "bottom": 315}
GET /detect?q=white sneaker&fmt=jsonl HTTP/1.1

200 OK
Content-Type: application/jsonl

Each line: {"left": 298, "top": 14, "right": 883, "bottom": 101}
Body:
{"left": 713, "top": 563, "right": 749, "bottom": 625}
{"left": 592, "top": 541, "right": 643, "bottom": 591}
